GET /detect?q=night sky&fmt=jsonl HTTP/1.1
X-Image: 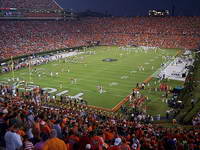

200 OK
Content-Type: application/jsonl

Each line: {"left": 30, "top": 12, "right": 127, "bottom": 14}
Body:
{"left": 56, "top": 0, "right": 200, "bottom": 16}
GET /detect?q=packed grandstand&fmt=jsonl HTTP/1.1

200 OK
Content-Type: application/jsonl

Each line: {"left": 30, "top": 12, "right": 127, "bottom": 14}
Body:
{"left": 0, "top": 0, "right": 200, "bottom": 150}
{"left": 0, "top": 17, "right": 200, "bottom": 59}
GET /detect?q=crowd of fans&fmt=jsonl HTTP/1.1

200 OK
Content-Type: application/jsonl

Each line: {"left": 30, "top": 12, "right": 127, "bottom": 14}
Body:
{"left": 0, "top": 0, "right": 62, "bottom": 10}
{"left": 0, "top": 83, "right": 200, "bottom": 150}
{"left": 0, "top": 16, "right": 200, "bottom": 60}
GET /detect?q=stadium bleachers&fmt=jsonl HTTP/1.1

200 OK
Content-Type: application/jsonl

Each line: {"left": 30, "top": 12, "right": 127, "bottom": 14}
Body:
{"left": 0, "top": 17, "right": 200, "bottom": 59}
{"left": 0, "top": 85, "right": 200, "bottom": 150}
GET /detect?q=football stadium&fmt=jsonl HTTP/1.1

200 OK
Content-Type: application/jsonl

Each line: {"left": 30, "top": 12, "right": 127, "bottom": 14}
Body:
{"left": 0, "top": 0, "right": 200, "bottom": 149}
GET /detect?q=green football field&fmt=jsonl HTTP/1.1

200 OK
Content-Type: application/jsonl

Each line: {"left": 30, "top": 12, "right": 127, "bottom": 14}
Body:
{"left": 0, "top": 46, "right": 180, "bottom": 110}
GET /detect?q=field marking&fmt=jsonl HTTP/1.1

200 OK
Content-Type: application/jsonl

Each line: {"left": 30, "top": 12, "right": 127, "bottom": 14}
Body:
{"left": 28, "top": 81, "right": 128, "bottom": 98}
{"left": 130, "top": 70, "right": 137, "bottom": 73}
{"left": 109, "top": 82, "right": 119, "bottom": 86}
{"left": 120, "top": 76, "right": 129, "bottom": 79}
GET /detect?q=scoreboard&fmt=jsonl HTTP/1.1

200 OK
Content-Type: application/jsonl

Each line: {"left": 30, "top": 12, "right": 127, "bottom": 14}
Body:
{"left": 149, "top": 10, "right": 169, "bottom": 17}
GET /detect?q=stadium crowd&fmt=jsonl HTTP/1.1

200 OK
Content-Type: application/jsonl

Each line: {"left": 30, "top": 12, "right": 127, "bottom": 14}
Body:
{"left": 0, "top": 84, "right": 200, "bottom": 150}
{"left": 0, "top": 16, "right": 200, "bottom": 59}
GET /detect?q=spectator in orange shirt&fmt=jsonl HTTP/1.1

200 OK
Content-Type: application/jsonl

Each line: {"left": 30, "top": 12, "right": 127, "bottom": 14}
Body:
{"left": 120, "top": 138, "right": 131, "bottom": 150}
{"left": 66, "top": 131, "right": 80, "bottom": 150}
{"left": 42, "top": 129, "right": 67, "bottom": 150}
{"left": 90, "top": 131, "right": 104, "bottom": 150}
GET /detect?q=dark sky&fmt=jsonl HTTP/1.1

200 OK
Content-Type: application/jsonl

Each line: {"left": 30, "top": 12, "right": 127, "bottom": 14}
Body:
{"left": 56, "top": 0, "right": 200, "bottom": 16}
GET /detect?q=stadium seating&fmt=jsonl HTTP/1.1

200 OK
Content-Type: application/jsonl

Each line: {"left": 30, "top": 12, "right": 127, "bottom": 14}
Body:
{"left": 0, "top": 17, "right": 200, "bottom": 60}
{"left": 0, "top": 85, "right": 200, "bottom": 150}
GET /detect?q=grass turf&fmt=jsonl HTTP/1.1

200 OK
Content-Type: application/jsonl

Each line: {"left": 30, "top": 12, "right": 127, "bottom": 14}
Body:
{"left": 0, "top": 46, "right": 180, "bottom": 110}
{"left": 140, "top": 78, "right": 183, "bottom": 116}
